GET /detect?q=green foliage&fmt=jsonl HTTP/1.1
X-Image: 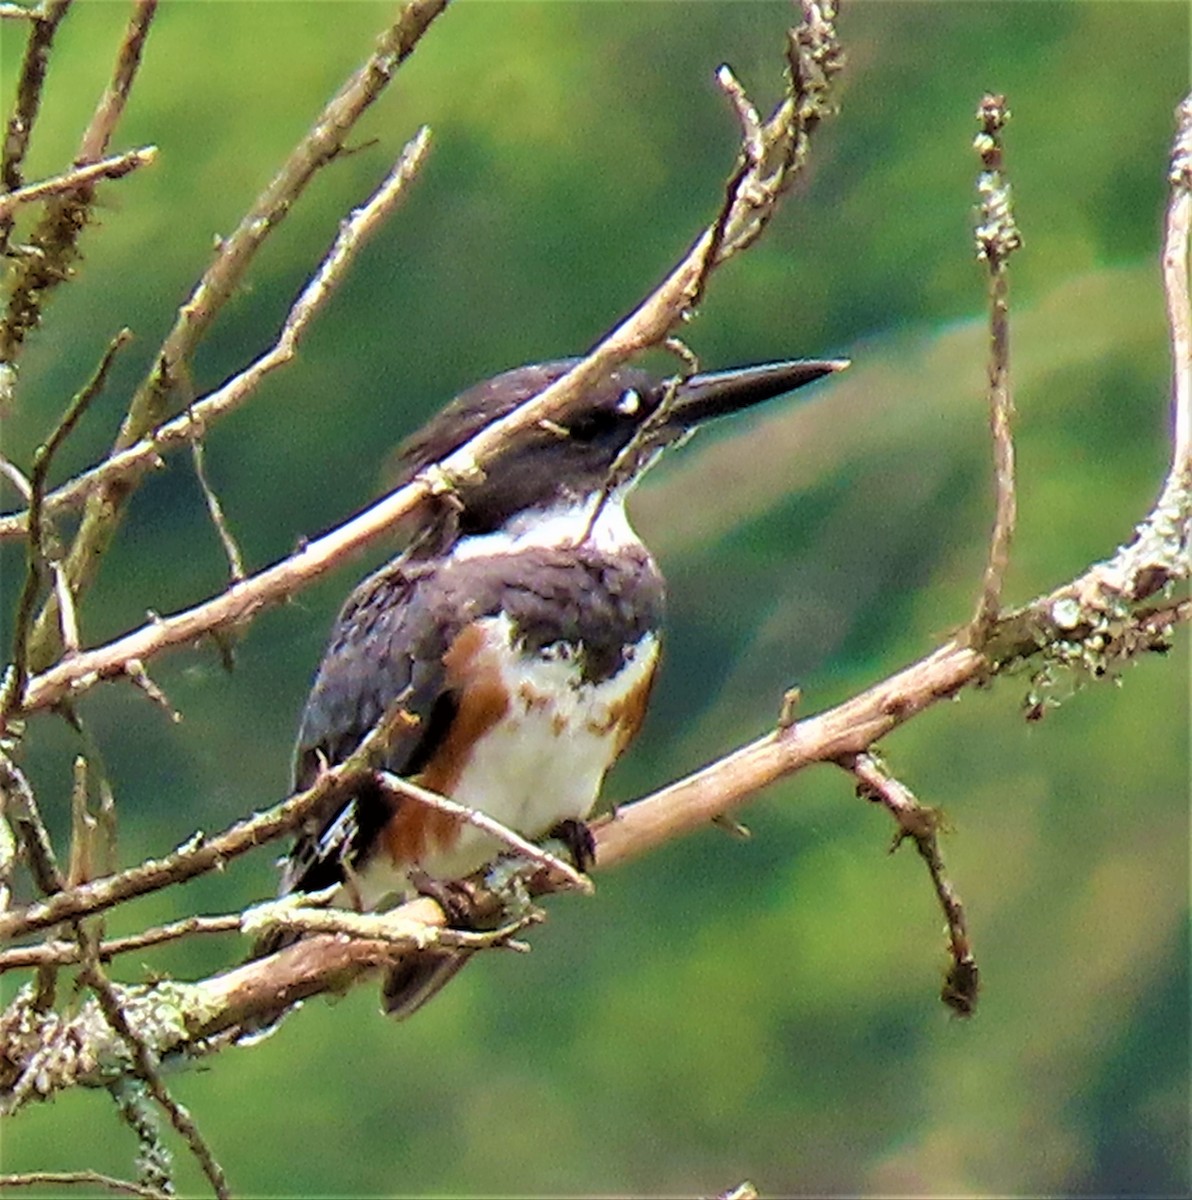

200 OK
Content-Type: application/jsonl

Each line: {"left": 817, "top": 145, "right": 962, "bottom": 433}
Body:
{"left": 1, "top": 2, "right": 1187, "bottom": 1195}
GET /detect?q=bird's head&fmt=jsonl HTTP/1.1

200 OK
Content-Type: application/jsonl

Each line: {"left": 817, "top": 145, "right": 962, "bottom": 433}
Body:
{"left": 394, "top": 356, "right": 847, "bottom": 544}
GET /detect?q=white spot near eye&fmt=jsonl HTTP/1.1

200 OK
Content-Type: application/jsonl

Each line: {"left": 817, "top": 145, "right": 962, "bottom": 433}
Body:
{"left": 616, "top": 388, "right": 641, "bottom": 416}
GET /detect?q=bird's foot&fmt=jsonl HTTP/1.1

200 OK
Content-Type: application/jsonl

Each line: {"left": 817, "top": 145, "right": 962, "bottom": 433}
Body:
{"left": 547, "top": 818, "right": 597, "bottom": 873}
{"left": 406, "top": 868, "right": 490, "bottom": 929}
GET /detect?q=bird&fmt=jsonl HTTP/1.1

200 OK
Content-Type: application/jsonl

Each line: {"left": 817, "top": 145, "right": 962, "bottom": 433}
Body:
{"left": 256, "top": 353, "right": 846, "bottom": 1016}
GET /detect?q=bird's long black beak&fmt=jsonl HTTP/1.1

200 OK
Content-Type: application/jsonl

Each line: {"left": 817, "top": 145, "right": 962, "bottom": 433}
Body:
{"left": 665, "top": 358, "right": 849, "bottom": 430}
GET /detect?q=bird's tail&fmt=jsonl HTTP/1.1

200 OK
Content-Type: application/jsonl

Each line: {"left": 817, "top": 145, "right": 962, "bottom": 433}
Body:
{"left": 243, "top": 899, "right": 471, "bottom": 1022}
{"left": 380, "top": 949, "right": 471, "bottom": 1019}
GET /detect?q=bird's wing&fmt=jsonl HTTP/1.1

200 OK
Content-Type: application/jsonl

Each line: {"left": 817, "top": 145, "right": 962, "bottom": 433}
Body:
{"left": 278, "top": 558, "right": 459, "bottom": 896}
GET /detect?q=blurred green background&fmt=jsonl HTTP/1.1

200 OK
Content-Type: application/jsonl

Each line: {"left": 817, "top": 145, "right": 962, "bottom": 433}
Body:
{"left": 2, "top": 2, "right": 1188, "bottom": 1196}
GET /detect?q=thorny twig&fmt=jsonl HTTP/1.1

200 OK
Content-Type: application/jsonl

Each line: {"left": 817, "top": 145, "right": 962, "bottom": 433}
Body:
{"left": 123, "top": 659, "right": 181, "bottom": 723}
{"left": 971, "top": 93, "right": 1022, "bottom": 643}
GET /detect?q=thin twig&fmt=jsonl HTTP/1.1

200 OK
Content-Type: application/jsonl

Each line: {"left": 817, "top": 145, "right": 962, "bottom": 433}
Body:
{"left": 1, "top": 330, "right": 131, "bottom": 716}
{"left": 67, "top": 753, "right": 94, "bottom": 887}
{"left": 970, "top": 93, "right": 1022, "bottom": 643}
{"left": 0, "top": 145, "right": 157, "bottom": 219}
{"left": 0, "top": 784, "right": 14, "bottom": 911}
{"left": 78, "top": 929, "right": 230, "bottom": 1200}
{"left": 0, "top": 0, "right": 73, "bottom": 251}
{"left": 0, "top": 126, "right": 433, "bottom": 542}
{"left": 0, "top": 913, "right": 243, "bottom": 972}
{"left": 123, "top": 658, "right": 181, "bottom": 723}
{"left": 190, "top": 437, "right": 245, "bottom": 582}
{"left": 844, "top": 752, "right": 978, "bottom": 1016}
{"left": 107, "top": 1079, "right": 174, "bottom": 1197}
{"left": 1163, "top": 94, "right": 1192, "bottom": 474}
{"left": 51, "top": 561, "right": 80, "bottom": 653}
{"left": 0, "top": 747, "right": 65, "bottom": 896}
{"left": 75, "top": 0, "right": 159, "bottom": 165}
{"left": 0, "top": 695, "right": 418, "bottom": 941}
{"left": 0, "top": 3, "right": 41, "bottom": 19}
{"left": 0, "top": 453, "right": 32, "bottom": 500}
{"left": 1, "top": 0, "right": 155, "bottom": 369}
{"left": 27, "top": 0, "right": 449, "bottom": 671}
{"left": 0, "top": 1171, "right": 168, "bottom": 1199}
{"left": 376, "top": 771, "right": 593, "bottom": 893}
{"left": 245, "top": 899, "right": 539, "bottom": 954}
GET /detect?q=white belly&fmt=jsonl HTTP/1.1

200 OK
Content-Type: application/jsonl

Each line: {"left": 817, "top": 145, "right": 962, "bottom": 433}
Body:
{"left": 356, "top": 616, "right": 658, "bottom": 907}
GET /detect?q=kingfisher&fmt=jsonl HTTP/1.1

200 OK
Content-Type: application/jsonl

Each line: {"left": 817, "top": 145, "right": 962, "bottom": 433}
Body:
{"left": 258, "top": 354, "right": 845, "bottom": 1016}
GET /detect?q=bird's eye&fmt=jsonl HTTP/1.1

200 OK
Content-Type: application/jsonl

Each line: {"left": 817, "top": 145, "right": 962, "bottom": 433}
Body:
{"left": 615, "top": 388, "right": 641, "bottom": 416}
{"left": 569, "top": 389, "right": 643, "bottom": 442}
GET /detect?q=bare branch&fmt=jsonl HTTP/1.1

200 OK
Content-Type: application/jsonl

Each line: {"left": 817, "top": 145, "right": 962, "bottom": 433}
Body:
{"left": 25, "top": 0, "right": 449, "bottom": 671}
{"left": 0, "top": 747, "right": 65, "bottom": 896}
{"left": 0, "top": 0, "right": 73, "bottom": 253}
{"left": 50, "top": 560, "right": 80, "bottom": 654}
{"left": 970, "top": 93, "right": 1022, "bottom": 643}
{"left": 0, "top": 126, "right": 433, "bottom": 543}
{"left": 0, "top": 914, "right": 243, "bottom": 972}
{"left": 78, "top": 929, "right": 230, "bottom": 1200}
{"left": 190, "top": 438, "right": 245, "bottom": 583}
{"left": 0, "top": 454, "right": 32, "bottom": 500}
{"left": 1164, "top": 94, "right": 1192, "bottom": 474}
{"left": 1, "top": 330, "right": 131, "bottom": 717}
{"left": 376, "top": 771, "right": 593, "bottom": 894}
{"left": 3, "top": 5, "right": 1185, "bottom": 1113}
{"left": 0, "top": 1171, "right": 168, "bottom": 1199}
{"left": 0, "top": 697, "right": 418, "bottom": 941}
{"left": 243, "top": 897, "right": 539, "bottom": 956}
{"left": 74, "top": 0, "right": 158, "bottom": 165}
{"left": 844, "top": 752, "right": 978, "bottom": 1016}
{"left": 0, "top": 146, "right": 157, "bottom": 219}
{"left": 1, "top": 0, "right": 156, "bottom": 379}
